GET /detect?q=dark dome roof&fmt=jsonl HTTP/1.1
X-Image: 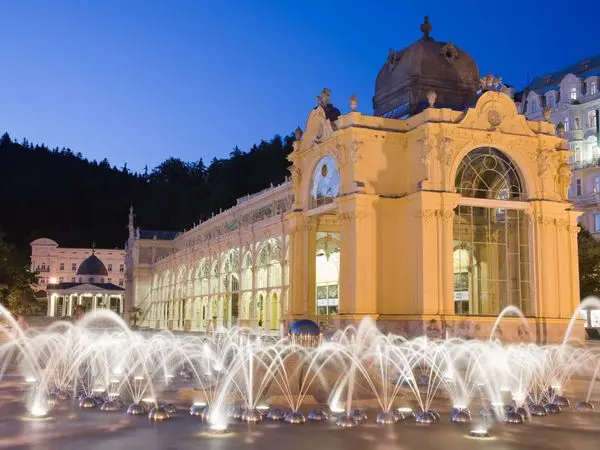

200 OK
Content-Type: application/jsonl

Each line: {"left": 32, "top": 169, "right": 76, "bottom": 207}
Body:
{"left": 76, "top": 254, "right": 108, "bottom": 276}
{"left": 289, "top": 319, "right": 321, "bottom": 336}
{"left": 373, "top": 17, "right": 480, "bottom": 118}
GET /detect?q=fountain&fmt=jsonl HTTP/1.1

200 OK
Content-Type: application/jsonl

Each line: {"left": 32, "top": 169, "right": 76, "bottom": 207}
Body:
{"left": 0, "top": 304, "right": 596, "bottom": 443}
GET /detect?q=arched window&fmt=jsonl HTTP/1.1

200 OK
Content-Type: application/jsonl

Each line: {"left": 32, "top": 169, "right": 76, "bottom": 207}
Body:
{"left": 310, "top": 156, "right": 340, "bottom": 208}
{"left": 455, "top": 147, "right": 524, "bottom": 200}
{"left": 453, "top": 147, "right": 531, "bottom": 317}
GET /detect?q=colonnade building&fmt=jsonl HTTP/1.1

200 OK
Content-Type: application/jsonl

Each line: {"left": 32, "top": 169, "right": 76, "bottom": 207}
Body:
{"left": 126, "top": 19, "right": 582, "bottom": 342}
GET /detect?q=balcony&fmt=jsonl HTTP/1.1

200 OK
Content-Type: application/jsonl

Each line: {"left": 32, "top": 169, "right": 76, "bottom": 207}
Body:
{"left": 567, "top": 129, "right": 584, "bottom": 141}
{"left": 573, "top": 193, "right": 600, "bottom": 207}
{"left": 573, "top": 158, "right": 600, "bottom": 170}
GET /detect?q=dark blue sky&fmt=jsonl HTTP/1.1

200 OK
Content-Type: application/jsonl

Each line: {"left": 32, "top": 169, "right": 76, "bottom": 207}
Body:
{"left": 0, "top": 0, "right": 593, "bottom": 172}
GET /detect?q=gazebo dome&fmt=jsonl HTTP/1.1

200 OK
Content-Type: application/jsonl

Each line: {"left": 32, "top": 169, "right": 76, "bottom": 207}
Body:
{"left": 76, "top": 254, "right": 108, "bottom": 276}
{"left": 373, "top": 16, "right": 480, "bottom": 118}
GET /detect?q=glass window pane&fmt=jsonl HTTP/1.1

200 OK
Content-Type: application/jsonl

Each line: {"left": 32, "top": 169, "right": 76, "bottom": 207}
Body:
{"left": 453, "top": 205, "right": 531, "bottom": 316}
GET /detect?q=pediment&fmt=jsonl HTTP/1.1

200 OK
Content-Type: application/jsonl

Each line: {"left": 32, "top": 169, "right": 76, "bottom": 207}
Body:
{"left": 300, "top": 106, "right": 335, "bottom": 150}
{"left": 458, "top": 91, "right": 535, "bottom": 137}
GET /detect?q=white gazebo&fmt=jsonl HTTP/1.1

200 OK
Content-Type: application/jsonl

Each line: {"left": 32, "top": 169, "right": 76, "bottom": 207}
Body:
{"left": 46, "top": 252, "right": 125, "bottom": 317}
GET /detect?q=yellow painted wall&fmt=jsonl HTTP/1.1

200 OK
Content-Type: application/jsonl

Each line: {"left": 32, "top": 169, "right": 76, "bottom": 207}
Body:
{"left": 286, "top": 91, "right": 584, "bottom": 343}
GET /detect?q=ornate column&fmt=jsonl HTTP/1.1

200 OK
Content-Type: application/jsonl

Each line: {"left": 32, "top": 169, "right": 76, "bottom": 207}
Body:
{"left": 412, "top": 190, "right": 460, "bottom": 319}
{"left": 265, "top": 255, "right": 271, "bottom": 330}
{"left": 48, "top": 295, "right": 55, "bottom": 317}
{"left": 249, "top": 264, "right": 257, "bottom": 327}
{"left": 286, "top": 211, "right": 311, "bottom": 321}
{"left": 336, "top": 193, "right": 377, "bottom": 321}
{"left": 280, "top": 258, "right": 288, "bottom": 329}
{"left": 439, "top": 193, "right": 460, "bottom": 317}
{"left": 567, "top": 211, "right": 582, "bottom": 315}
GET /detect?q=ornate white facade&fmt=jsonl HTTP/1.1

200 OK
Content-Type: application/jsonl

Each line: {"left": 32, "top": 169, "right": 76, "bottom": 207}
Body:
{"left": 521, "top": 57, "right": 600, "bottom": 236}
{"left": 30, "top": 238, "right": 126, "bottom": 294}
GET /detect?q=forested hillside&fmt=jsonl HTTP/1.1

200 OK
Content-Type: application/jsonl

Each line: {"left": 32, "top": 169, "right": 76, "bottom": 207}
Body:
{"left": 0, "top": 132, "right": 293, "bottom": 252}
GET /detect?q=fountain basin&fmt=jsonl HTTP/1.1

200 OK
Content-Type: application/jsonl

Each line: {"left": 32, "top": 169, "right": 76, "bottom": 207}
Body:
{"left": 451, "top": 409, "right": 471, "bottom": 424}
{"left": 529, "top": 404, "right": 547, "bottom": 416}
{"left": 78, "top": 396, "right": 97, "bottom": 409}
{"left": 284, "top": 411, "right": 306, "bottom": 424}
{"left": 148, "top": 406, "right": 171, "bottom": 421}
{"left": 375, "top": 411, "right": 397, "bottom": 424}
{"left": 126, "top": 403, "right": 147, "bottom": 416}
{"left": 100, "top": 400, "right": 122, "bottom": 412}
{"left": 336, "top": 415, "right": 358, "bottom": 428}
{"left": 544, "top": 403, "right": 561, "bottom": 414}
{"left": 552, "top": 396, "right": 570, "bottom": 407}
{"left": 307, "top": 409, "right": 329, "bottom": 421}
{"left": 348, "top": 409, "right": 367, "bottom": 422}
{"left": 415, "top": 411, "right": 437, "bottom": 424}
{"left": 504, "top": 411, "right": 525, "bottom": 424}
{"left": 575, "top": 401, "right": 595, "bottom": 412}
{"left": 266, "top": 408, "right": 285, "bottom": 421}
{"left": 241, "top": 409, "right": 263, "bottom": 423}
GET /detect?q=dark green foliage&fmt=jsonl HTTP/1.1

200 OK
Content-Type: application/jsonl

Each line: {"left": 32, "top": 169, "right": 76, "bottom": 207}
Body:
{"left": 0, "top": 229, "right": 41, "bottom": 315}
{"left": 0, "top": 131, "right": 293, "bottom": 252}
{"left": 578, "top": 225, "right": 600, "bottom": 299}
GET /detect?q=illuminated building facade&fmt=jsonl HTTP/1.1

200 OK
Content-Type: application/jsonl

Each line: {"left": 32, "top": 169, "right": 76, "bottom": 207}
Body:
{"left": 127, "top": 19, "right": 582, "bottom": 342}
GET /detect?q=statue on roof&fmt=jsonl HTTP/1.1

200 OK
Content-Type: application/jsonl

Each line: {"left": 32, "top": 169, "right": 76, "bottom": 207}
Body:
{"left": 317, "top": 88, "right": 332, "bottom": 107}
{"left": 420, "top": 16, "right": 432, "bottom": 39}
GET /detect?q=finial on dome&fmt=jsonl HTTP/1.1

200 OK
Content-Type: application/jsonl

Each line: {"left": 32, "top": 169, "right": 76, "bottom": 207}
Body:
{"left": 420, "top": 16, "right": 432, "bottom": 39}
{"left": 349, "top": 94, "right": 358, "bottom": 111}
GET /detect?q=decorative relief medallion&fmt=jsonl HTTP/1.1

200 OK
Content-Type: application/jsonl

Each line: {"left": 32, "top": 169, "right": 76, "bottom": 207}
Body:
{"left": 487, "top": 109, "right": 502, "bottom": 127}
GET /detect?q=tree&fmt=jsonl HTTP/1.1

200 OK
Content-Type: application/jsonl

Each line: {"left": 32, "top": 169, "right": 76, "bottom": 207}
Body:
{"left": 0, "top": 132, "right": 11, "bottom": 146}
{"left": 0, "top": 229, "right": 41, "bottom": 315}
{"left": 0, "top": 130, "right": 293, "bottom": 250}
{"left": 578, "top": 225, "right": 600, "bottom": 299}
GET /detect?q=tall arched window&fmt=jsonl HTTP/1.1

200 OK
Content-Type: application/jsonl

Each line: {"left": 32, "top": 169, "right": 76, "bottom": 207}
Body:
{"left": 310, "top": 156, "right": 340, "bottom": 208}
{"left": 453, "top": 147, "right": 531, "bottom": 316}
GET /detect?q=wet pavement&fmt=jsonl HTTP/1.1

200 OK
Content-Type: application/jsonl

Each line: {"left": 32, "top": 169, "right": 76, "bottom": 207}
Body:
{"left": 0, "top": 401, "right": 599, "bottom": 450}
{"left": 1, "top": 370, "right": 600, "bottom": 450}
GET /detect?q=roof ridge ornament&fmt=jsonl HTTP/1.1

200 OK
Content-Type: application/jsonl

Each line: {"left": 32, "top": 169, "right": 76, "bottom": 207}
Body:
{"left": 479, "top": 73, "right": 503, "bottom": 92}
{"left": 349, "top": 94, "right": 358, "bottom": 111}
{"left": 420, "top": 16, "right": 432, "bottom": 40}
